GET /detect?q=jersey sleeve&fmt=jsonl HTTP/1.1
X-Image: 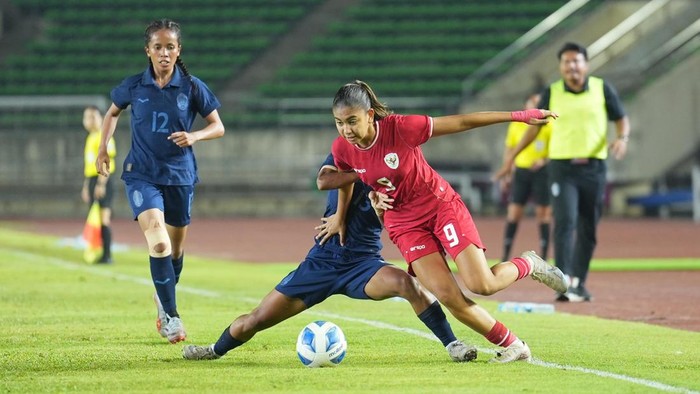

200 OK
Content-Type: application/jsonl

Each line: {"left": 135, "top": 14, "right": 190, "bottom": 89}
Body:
{"left": 331, "top": 137, "right": 352, "bottom": 172}
{"left": 110, "top": 79, "right": 132, "bottom": 110}
{"left": 191, "top": 76, "right": 221, "bottom": 118}
{"left": 320, "top": 153, "right": 336, "bottom": 171}
{"left": 395, "top": 114, "right": 432, "bottom": 148}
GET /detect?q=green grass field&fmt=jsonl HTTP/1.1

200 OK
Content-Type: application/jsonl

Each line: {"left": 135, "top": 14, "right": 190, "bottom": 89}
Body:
{"left": 1, "top": 227, "right": 699, "bottom": 393}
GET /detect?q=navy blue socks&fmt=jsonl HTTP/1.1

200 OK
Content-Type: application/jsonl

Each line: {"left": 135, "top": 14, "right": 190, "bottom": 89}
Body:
{"left": 213, "top": 325, "right": 245, "bottom": 356}
{"left": 150, "top": 255, "right": 178, "bottom": 317}
{"left": 418, "top": 301, "right": 456, "bottom": 346}
{"left": 172, "top": 254, "right": 184, "bottom": 284}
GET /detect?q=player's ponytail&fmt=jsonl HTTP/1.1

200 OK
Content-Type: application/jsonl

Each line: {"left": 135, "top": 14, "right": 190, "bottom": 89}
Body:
{"left": 333, "top": 80, "right": 392, "bottom": 120}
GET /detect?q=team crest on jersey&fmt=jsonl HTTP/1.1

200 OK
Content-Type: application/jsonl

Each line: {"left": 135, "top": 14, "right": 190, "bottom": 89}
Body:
{"left": 177, "top": 93, "right": 189, "bottom": 111}
{"left": 384, "top": 153, "right": 399, "bottom": 169}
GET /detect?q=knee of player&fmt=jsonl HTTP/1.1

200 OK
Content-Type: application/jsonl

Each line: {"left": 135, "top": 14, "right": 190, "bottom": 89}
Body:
{"left": 393, "top": 275, "right": 422, "bottom": 299}
{"left": 468, "top": 282, "right": 498, "bottom": 296}
{"left": 145, "top": 227, "right": 172, "bottom": 257}
{"left": 151, "top": 241, "right": 170, "bottom": 256}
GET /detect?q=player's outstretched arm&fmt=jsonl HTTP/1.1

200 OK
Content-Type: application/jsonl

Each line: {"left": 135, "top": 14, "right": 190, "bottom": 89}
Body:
{"left": 432, "top": 109, "right": 556, "bottom": 138}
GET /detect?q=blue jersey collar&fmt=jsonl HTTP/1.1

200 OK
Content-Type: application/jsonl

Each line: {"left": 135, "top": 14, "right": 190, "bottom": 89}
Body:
{"left": 141, "top": 65, "right": 183, "bottom": 88}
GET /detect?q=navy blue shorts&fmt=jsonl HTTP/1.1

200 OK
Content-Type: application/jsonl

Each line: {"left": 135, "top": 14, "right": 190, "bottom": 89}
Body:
{"left": 124, "top": 179, "right": 194, "bottom": 227}
{"left": 275, "top": 246, "right": 390, "bottom": 308}
{"left": 510, "top": 166, "right": 550, "bottom": 206}
{"left": 88, "top": 176, "right": 115, "bottom": 209}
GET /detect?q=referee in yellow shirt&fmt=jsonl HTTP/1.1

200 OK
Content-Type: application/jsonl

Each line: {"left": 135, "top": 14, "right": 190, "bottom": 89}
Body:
{"left": 81, "top": 105, "right": 117, "bottom": 263}
{"left": 500, "top": 94, "right": 552, "bottom": 263}
{"left": 498, "top": 42, "right": 630, "bottom": 302}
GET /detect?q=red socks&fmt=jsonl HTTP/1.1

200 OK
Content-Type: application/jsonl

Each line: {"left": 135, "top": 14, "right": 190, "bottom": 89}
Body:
{"left": 485, "top": 321, "right": 517, "bottom": 348}
{"left": 511, "top": 257, "right": 531, "bottom": 280}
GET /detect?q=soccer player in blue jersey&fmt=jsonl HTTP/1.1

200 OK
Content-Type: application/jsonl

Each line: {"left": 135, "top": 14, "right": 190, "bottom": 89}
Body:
{"left": 96, "top": 19, "right": 225, "bottom": 344}
{"left": 182, "top": 154, "right": 477, "bottom": 362}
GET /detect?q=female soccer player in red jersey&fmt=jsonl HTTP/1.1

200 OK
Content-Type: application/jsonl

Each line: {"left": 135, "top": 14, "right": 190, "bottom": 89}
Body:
{"left": 330, "top": 80, "right": 568, "bottom": 362}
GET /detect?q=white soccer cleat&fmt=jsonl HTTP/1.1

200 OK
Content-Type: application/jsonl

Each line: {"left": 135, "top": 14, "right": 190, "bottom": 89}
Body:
{"left": 153, "top": 293, "right": 168, "bottom": 338}
{"left": 163, "top": 315, "right": 187, "bottom": 344}
{"left": 183, "top": 344, "right": 220, "bottom": 360}
{"left": 521, "top": 250, "right": 568, "bottom": 293}
{"left": 490, "top": 340, "right": 532, "bottom": 363}
{"left": 446, "top": 340, "right": 477, "bottom": 362}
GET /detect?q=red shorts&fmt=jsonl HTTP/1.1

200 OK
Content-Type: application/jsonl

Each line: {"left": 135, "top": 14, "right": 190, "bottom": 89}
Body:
{"left": 386, "top": 198, "right": 484, "bottom": 271}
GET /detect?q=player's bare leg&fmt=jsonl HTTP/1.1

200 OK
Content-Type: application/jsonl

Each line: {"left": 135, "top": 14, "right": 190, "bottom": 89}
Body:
{"left": 138, "top": 209, "right": 185, "bottom": 344}
{"left": 455, "top": 244, "right": 567, "bottom": 295}
{"left": 411, "top": 252, "right": 531, "bottom": 363}
{"left": 363, "top": 264, "right": 477, "bottom": 362}
{"left": 229, "top": 290, "right": 307, "bottom": 342}
{"left": 183, "top": 290, "right": 307, "bottom": 360}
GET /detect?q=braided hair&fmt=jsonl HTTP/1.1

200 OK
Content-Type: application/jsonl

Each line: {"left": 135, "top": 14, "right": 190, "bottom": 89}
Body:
{"left": 144, "top": 19, "right": 200, "bottom": 107}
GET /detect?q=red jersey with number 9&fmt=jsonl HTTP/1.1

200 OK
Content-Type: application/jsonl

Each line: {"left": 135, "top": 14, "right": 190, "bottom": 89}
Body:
{"left": 332, "top": 114, "right": 459, "bottom": 226}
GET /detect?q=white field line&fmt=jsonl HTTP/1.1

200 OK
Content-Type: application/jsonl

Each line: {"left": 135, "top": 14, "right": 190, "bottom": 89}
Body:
{"left": 6, "top": 249, "right": 699, "bottom": 394}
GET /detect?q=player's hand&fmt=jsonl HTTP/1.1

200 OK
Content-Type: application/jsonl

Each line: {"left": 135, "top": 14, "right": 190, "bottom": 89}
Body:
{"left": 168, "top": 131, "right": 198, "bottom": 147}
{"left": 511, "top": 109, "right": 558, "bottom": 125}
{"left": 315, "top": 213, "right": 346, "bottom": 246}
{"left": 369, "top": 191, "right": 394, "bottom": 213}
{"left": 95, "top": 151, "right": 111, "bottom": 177}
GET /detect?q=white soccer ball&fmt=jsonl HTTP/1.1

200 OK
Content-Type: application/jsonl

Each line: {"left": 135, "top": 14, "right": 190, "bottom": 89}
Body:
{"left": 296, "top": 320, "right": 347, "bottom": 368}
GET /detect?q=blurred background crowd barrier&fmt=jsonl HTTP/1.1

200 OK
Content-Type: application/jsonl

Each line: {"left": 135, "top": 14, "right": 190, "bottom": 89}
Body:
{"left": 1, "top": 0, "right": 698, "bottom": 219}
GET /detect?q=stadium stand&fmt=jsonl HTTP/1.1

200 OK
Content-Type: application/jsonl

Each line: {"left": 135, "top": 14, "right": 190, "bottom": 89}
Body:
{"left": 1, "top": 0, "right": 569, "bottom": 131}
{"left": 235, "top": 0, "right": 569, "bottom": 127}
{"left": 2, "top": 1, "right": 698, "bottom": 219}
{"left": 0, "top": 0, "right": 327, "bottom": 133}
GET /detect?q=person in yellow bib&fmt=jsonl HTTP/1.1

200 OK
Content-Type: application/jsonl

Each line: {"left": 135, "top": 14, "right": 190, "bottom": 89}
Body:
{"left": 497, "top": 42, "right": 630, "bottom": 302}
{"left": 81, "top": 105, "right": 117, "bottom": 264}
{"left": 500, "top": 94, "right": 552, "bottom": 263}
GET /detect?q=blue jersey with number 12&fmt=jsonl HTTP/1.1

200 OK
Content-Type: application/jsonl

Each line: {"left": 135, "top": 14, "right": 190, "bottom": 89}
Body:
{"left": 111, "top": 66, "right": 221, "bottom": 185}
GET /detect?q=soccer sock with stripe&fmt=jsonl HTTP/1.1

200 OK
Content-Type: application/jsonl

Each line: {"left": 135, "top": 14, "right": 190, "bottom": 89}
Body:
{"left": 485, "top": 321, "right": 517, "bottom": 348}
{"left": 213, "top": 325, "right": 245, "bottom": 356}
{"left": 417, "top": 301, "right": 457, "bottom": 347}
{"left": 150, "top": 255, "right": 178, "bottom": 317}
